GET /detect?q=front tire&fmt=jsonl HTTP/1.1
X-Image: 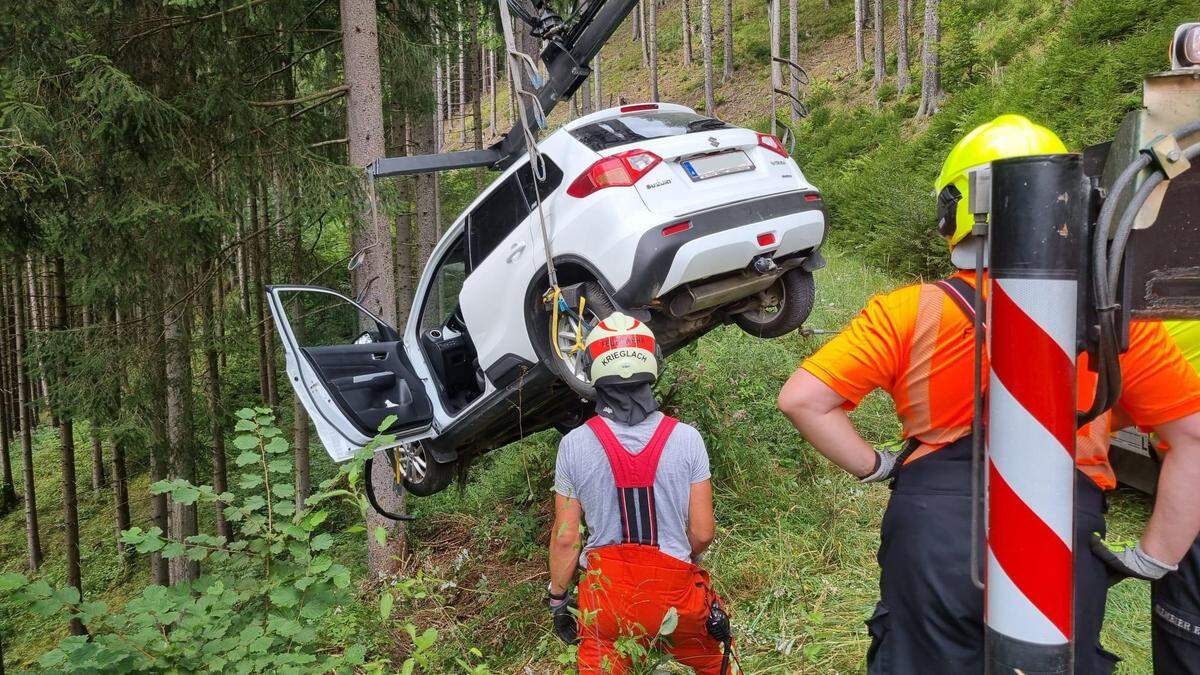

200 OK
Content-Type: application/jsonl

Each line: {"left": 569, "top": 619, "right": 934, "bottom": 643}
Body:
{"left": 733, "top": 267, "right": 816, "bottom": 339}
{"left": 399, "top": 442, "right": 455, "bottom": 497}
{"left": 541, "top": 282, "right": 615, "bottom": 400}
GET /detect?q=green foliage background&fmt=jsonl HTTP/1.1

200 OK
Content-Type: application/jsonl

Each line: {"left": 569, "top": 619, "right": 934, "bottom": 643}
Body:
{"left": 0, "top": 0, "right": 1190, "bottom": 671}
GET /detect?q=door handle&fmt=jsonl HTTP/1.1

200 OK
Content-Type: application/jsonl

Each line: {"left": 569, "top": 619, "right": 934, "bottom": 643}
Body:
{"left": 370, "top": 352, "right": 387, "bottom": 360}
{"left": 506, "top": 241, "right": 527, "bottom": 263}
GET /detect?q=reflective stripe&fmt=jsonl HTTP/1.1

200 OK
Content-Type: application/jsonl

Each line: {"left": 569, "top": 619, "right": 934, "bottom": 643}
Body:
{"left": 901, "top": 285, "right": 943, "bottom": 437}
{"left": 1076, "top": 412, "right": 1116, "bottom": 490}
{"left": 587, "top": 333, "right": 657, "bottom": 359}
{"left": 898, "top": 284, "right": 974, "bottom": 463}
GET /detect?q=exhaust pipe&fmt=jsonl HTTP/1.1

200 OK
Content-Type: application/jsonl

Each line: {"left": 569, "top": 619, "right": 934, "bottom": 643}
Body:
{"left": 668, "top": 267, "right": 782, "bottom": 317}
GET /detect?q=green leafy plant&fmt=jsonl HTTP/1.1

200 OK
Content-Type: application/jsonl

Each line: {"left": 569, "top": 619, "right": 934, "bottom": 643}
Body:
{"left": 0, "top": 408, "right": 481, "bottom": 673}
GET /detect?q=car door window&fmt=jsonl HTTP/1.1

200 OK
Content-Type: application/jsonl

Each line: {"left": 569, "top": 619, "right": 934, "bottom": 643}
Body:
{"left": 420, "top": 236, "right": 469, "bottom": 334}
{"left": 466, "top": 158, "right": 563, "bottom": 267}
{"left": 279, "top": 289, "right": 393, "bottom": 348}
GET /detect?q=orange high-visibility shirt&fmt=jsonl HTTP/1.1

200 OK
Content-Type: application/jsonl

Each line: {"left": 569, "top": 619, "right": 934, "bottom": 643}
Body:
{"left": 801, "top": 272, "right": 1200, "bottom": 490}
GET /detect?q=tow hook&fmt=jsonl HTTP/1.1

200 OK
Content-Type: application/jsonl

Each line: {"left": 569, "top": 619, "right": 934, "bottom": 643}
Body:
{"left": 752, "top": 256, "right": 778, "bottom": 275}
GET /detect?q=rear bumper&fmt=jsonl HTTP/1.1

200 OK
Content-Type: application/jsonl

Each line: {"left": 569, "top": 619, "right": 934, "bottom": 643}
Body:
{"left": 613, "top": 190, "right": 826, "bottom": 307}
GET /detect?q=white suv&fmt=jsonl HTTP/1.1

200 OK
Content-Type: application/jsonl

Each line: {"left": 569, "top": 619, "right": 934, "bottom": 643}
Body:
{"left": 268, "top": 103, "right": 827, "bottom": 496}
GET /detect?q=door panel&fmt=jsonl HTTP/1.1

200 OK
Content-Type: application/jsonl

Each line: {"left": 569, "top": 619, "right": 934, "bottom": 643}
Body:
{"left": 303, "top": 342, "right": 432, "bottom": 436}
{"left": 267, "top": 286, "right": 433, "bottom": 462}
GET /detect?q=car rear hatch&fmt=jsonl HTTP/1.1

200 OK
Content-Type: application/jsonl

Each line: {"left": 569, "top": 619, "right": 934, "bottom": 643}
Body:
{"left": 568, "top": 108, "right": 803, "bottom": 217}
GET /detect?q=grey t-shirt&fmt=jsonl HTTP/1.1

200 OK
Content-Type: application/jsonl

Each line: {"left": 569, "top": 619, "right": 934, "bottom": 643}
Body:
{"left": 554, "top": 411, "right": 711, "bottom": 566}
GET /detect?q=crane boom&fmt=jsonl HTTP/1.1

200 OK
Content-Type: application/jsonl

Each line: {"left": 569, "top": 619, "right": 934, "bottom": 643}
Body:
{"left": 370, "top": 0, "right": 639, "bottom": 178}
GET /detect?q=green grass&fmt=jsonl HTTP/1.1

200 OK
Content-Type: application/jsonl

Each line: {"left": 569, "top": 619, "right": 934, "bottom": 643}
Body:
{"left": 394, "top": 249, "right": 1155, "bottom": 673}
{"left": 0, "top": 249, "right": 1158, "bottom": 672}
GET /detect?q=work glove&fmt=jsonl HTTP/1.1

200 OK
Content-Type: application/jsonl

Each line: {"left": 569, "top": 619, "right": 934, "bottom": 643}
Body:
{"left": 859, "top": 440, "right": 905, "bottom": 484}
{"left": 546, "top": 585, "right": 579, "bottom": 645}
{"left": 1090, "top": 534, "right": 1178, "bottom": 586}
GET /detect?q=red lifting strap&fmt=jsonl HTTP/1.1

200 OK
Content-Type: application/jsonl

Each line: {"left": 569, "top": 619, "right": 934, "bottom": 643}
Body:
{"left": 585, "top": 415, "right": 678, "bottom": 488}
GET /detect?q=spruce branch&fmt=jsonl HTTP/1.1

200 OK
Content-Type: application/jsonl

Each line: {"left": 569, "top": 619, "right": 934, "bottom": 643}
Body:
{"left": 249, "top": 85, "right": 348, "bottom": 108}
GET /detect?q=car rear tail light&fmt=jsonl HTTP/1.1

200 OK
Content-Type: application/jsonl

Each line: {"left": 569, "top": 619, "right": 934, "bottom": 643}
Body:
{"left": 757, "top": 133, "right": 789, "bottom": 158}
{"left": 757, "top": 232, "right": 777, "bottom": 246}
{"left": 662, "top": 221, "right": 692, "bottom": 236}
{"left": 566, "top": 149, "right": 663, "bottom": 198}
{"left": 804, "top": 193, "right": 822, "bottom": 202}
{"left": 620, "top": 103, "right": 659, "bottom": 113}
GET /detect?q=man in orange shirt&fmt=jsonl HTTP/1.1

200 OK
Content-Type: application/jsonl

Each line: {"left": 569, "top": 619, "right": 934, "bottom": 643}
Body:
{"left": 1142, "top": 321, "right": 1200, "bottom": 673}
{"left": 777, "top": 115, "right": 1200, "bottom": 673}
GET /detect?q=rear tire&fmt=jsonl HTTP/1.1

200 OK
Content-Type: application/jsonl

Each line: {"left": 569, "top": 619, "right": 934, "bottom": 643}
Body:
{"left": 399, "top": 442, "right": 455, "bottom": 497}
{"left": 541, "top": 282, "right": 615, "bottom": 400}
{"left": 733, "top": 268, "right": 816, "bottom": 339}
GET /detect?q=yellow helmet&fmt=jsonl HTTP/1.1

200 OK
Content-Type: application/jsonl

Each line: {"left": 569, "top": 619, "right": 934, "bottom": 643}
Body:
{"left": 583, "top": 312, "right": 659, "bottom": 385}
{"left": 934, "top": 114, "right": 1068, "bottom": 247}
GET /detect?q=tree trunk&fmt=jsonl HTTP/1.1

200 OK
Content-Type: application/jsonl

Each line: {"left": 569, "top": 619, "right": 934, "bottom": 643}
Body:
{"left": 414, "top": 114, "right": 441, "bottom": 267}
{"left": 648, "top": 0, "right": 659, "bottom": 101}
{"left": 26, "top": 258, "right": 51, "bottom": 425}
{"left": 489, "top": 48, "right": 498, "bottom": 134}
{"left": 199, "top": 276, "right": 231, "bottom": 540}
{"left": 639, "top": 1, "right": 650, "bottom": 67}
{"left": 146, "top": 294, "right": 170, "bottom": 586}
{"left": 289, "top": 216, "right": 311, "bottom": 513}
{"left": 701, "top": 0, "right": 715, "bottom": 113}
{"left": 236, "top": 216, "right": 250, "bottom": 314}
{"left": 854, "top": 0, "right": 865, "bottom": 71}
{"left": 458, "top": 21, "right": 466, "bottom": 144}
{"left": 11, "top": 266, "right": 42, "bottom": 571}
{"left": 768, "top": 0, "right": 780, "bottom": 135}
{"left": 788, "top": 0, "right": 799, "bottom": 122}
{"left": 342, "top": 0, "right": 406, "bottom": 577}
{"left": 593, "top": 52, "right": 603, "bottom": 111}
{"left": 722, "top": 0, "right": 733, "bottom": 81}
{"left": 872, "top": 0, "right": 885, "bottom": 96}
{"left": 248, "top": 195, "right": 270, "bottom": 404}
{"left": 434, "top": 43, "right": 444, "bottom": 149}
{"left": 81, "top": 306, "right": 105, "bottom": 493}
{"left": 164, "top": 265, "right": 198, "bottom": 584}
{"left": 0, "top": 266, "right": 18, "bottom": 513}
{"left": 467, "top": 6, "right": 484, "bottom": 190}
{"left": 110, "top": 306, "right": 131, "bottom": 554}
{"left": 258, "top": 183, "right": 278, "bottom": 409}
{"left": 897, "top": 0, "right": 910, "bottom": 91}
{"left": 632, "top": 1, "right": 641, "bottom": 41}
{"left": 916, "top": 0, "right": 941, "bottom": 117}
{"left": 88, "top": 424, "right": 104, "bottom": 493}
{"left": 682, "top": 0, "right": 693, "bottom": 67}
{"left": 50, "top": 258, "right": 85, "bottom": 635}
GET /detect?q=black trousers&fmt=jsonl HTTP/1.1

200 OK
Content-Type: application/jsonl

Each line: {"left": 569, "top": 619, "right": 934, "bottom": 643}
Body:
{"left": 1153, "top": 535, "right": 1200, "bottom": 674}
{"left": 866, "top": 437, "right": 1118, "bottom": 674}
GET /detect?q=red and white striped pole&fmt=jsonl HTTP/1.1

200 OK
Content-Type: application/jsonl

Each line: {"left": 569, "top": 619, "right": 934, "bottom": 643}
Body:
{"left": 985, "top": 154, "right": 1085, "bottom": 673}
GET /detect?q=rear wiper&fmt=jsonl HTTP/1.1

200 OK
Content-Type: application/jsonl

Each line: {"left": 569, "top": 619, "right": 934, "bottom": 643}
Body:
{"left": 687, "top": 118, "right": 730, "bottom": 131}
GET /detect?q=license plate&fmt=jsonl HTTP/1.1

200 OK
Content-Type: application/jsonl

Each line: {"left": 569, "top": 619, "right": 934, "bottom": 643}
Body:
{"left": 680, "top": 150, "right": 754, "bottom": 181}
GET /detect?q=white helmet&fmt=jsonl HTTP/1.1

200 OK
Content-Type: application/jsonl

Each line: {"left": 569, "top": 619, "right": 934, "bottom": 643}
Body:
{"left": 583, "top": 312, "right": 659, "bottom": 385}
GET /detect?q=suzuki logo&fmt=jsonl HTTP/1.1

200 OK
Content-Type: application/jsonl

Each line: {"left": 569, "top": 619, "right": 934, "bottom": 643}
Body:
{"left": 708, "top": 136, "right": 720, "bottom": 148}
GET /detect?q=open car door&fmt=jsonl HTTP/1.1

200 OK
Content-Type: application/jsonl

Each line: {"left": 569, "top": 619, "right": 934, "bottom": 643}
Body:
{"left": 266, "top": 286, "right": 434, "bottom": 462}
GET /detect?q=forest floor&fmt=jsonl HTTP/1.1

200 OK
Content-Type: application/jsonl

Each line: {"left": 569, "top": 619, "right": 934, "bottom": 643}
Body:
{"left": 2, "top": 249, "right": 1157, "bottom": 672}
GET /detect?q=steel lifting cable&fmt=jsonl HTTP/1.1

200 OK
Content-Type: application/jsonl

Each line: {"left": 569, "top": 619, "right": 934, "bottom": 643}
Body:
{"left": 497, "top": 0, "right": 585, "bottom": 363}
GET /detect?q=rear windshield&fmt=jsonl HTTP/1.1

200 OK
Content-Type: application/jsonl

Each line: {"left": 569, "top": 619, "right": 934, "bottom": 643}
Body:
{"left": 569, "top": 112, "right": 732, "bottom": 151}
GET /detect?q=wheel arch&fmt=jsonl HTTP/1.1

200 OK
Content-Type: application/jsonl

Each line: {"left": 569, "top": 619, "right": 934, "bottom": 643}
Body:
{"left": 522, "top": 256, "right": 621, "bottom": 362}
